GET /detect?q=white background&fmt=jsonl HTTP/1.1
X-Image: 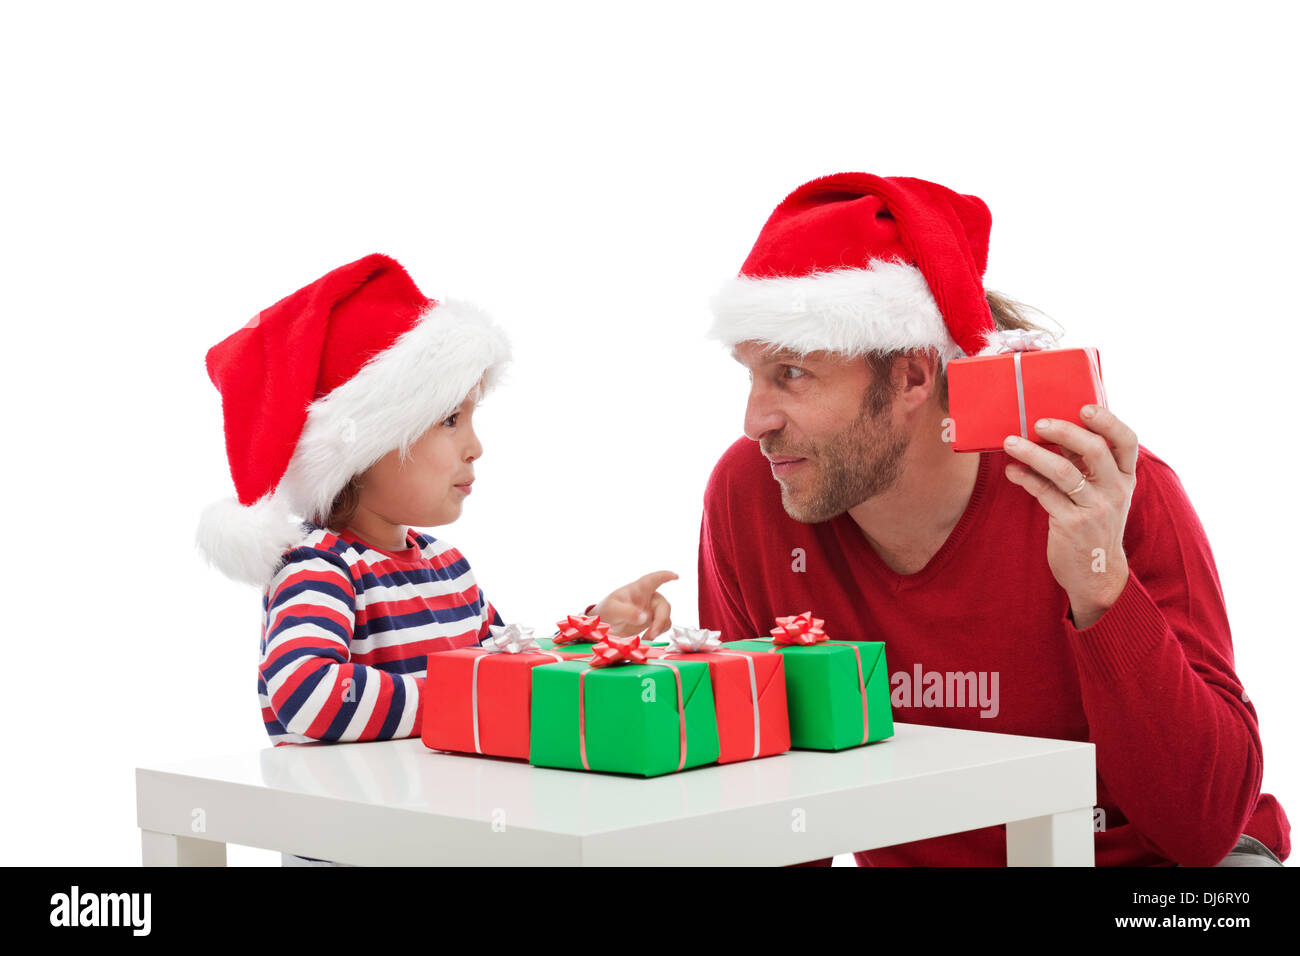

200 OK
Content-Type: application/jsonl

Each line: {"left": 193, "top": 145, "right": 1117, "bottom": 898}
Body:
{"left": 3, "top": 1, "right": 1294, "bottom": 866}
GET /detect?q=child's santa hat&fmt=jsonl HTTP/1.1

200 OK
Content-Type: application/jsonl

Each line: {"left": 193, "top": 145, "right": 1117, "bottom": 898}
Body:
{"left": 196, "top": 253, "right": 511, "bottom": 589}
{"left": 709, "top": 172, "right": 998, "bottom": 366}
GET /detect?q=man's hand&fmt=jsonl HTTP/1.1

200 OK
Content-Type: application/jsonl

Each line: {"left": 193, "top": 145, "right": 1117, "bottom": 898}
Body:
{"left": 1002, "top": 404, "right": 1138, "bottom": 629}
{"left": 590, "top": 570, "right": 678, "bottom": 640}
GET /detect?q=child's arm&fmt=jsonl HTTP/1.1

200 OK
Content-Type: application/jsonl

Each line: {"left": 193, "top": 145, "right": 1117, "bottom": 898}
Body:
{"left": 260, "top": 547, "right": 422, "bottom": 743}
{"left": 474, "top": 585, "right": 505, "bottom": 643}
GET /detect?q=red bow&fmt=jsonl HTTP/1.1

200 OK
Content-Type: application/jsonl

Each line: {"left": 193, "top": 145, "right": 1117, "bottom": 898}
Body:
{"left": 588, "top": 632, "right": 649, "bottom": 668}
{"left": 554, "top": 614, "right": 611, "bottom": 645}
{"left": 770, "top": 611, "right": 828, "bottom": 646}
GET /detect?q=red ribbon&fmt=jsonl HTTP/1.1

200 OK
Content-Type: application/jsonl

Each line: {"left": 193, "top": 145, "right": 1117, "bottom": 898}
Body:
{"left": 654, "top": 648, "right": 762, "bottom": 759}
{"left": 763, "top": 615, "right": 869, "bottom": 745}
{"left": 574, "top": 634, "right": 686, "bottom": 780}
{"left": 470, "top": 648, "right": 561, "bottom": 754}
{"left": 554, "top": 613, "right": 611, "bottom": 645}
{"left": 770, "top": 611, "right": 827, "bottom": 646}
{"left": 588, "top": 632, "right": 649, "bottom": 668}
{"left": 832, "top": 641, "right": 870, "bottom": 746}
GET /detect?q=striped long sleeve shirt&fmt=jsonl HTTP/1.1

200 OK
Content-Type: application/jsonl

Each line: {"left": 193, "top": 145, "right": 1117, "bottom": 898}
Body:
{"left": 258, "top": 520, "right": 503, "bottom": 746}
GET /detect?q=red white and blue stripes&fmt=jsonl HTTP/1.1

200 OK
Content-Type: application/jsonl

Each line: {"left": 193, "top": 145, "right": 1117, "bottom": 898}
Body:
{"left": 257, "top": 522, "right": 501, "bottom": 746}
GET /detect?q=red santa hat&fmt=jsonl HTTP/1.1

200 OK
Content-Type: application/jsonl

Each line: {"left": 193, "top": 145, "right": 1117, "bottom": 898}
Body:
{"left": 709, "top": 172, "right": 998, "bottom": 366}
{"left": 196, "top": 253, "right": 511, "bottom": 588}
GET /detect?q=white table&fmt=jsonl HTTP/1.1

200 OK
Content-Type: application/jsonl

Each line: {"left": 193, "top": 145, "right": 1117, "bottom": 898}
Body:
{"left": 136, "top": 722, "right": 1096, "bottom": 866}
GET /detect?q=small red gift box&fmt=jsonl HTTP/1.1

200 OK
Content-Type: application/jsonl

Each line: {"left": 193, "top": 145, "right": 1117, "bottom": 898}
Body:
{"left": 645, "top": 645, "right": 790, "bottom": 763}
{"left": 422, "top": 644, "right": 591, "bottom": 760}
{"left": 946, "top": 345, "right": 1107, "bottom": 453}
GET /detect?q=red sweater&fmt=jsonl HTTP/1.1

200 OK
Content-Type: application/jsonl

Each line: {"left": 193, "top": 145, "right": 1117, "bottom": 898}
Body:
{"left": 697, "top": 436, "right": 1290, "bottom": 867}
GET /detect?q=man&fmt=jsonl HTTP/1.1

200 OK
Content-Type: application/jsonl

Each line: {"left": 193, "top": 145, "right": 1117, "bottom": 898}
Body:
{"left": 696, "top": 172, "right": 1290, "bottom": 867}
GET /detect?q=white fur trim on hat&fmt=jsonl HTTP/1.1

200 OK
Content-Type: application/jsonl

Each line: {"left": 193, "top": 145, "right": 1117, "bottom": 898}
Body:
{"left": 281, "top": 296, "right": 511, "bottom": 530}
{"left": 709, "top": 259, "right": 965, "bottom": 367}
{"left": 196, "top": 297, "right": 511, "bottom": 590}
{"left": 195, "top": 492, "right": 305, "bottom": 588}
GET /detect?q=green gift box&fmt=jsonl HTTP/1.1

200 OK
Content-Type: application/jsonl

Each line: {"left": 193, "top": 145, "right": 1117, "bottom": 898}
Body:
{"left": 725, "top": 638, "right": 894, "bottom": 751}
{"left": 529, "top": 659, "right": 720, "bottom": 776}
{"left": 535, "top": 636, "right": 589, "bottom": 653}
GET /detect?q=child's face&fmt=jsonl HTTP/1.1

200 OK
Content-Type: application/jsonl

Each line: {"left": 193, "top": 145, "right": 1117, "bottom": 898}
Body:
{"left": 356, "top": 386, "right": 484, "bottom": 528}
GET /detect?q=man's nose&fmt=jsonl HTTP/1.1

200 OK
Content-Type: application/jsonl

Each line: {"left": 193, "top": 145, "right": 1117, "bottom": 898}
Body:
{"left": 743, "top": 386, "right": 784, "bottom": 442}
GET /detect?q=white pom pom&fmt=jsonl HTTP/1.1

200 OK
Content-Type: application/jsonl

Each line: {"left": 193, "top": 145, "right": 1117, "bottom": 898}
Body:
{"left": 195, "top": 493, "right": 305, "bottom": 589}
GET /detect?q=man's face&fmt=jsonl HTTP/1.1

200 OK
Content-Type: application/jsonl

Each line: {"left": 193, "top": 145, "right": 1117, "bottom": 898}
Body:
{"left": 733, "top": 342, "right": 909, "bottom": 523}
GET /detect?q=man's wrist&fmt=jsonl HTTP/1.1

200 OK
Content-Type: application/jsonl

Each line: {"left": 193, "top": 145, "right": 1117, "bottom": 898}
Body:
{"left": 1068, "top": 571, "right": 1130, "bottom": 630}
{"left": 1069, "top": 603, "right": 1107, "bottom": 630}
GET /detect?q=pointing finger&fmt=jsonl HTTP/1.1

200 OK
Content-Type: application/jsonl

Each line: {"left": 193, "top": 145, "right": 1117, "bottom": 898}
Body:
{"left": 634, "top": 570, "right": 679, "bottom": 595}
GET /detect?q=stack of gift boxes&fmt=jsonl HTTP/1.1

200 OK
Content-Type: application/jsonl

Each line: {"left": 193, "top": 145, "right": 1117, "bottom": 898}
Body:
{"left": 422, "top": 335, "right": 1108, "bottom": 776}
{"left": 422, "top": 611, "right": 895, "bottom": 776}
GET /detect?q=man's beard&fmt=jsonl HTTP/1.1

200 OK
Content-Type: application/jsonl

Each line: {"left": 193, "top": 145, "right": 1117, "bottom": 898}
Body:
{"left": 764, "top": 388, "right": 909, "bottom": 524}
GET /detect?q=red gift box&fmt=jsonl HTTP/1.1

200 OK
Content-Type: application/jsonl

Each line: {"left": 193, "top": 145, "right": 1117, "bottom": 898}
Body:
{"left": 946, "top": 346, "right": 1107, "bottom": 453}
{"left": 645, "top": 646, "right": 790, "bottom": 763}
{"left": 422, "top": 645, "right": 591, "bottom": 759}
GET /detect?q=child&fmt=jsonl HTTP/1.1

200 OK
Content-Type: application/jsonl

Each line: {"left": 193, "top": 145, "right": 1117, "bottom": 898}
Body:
{"left": 196, "top": 254, "right": 676, "bottom": 863}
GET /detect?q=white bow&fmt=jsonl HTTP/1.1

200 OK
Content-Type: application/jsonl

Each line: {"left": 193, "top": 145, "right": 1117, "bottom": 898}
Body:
{"left": 979, "top": 328, "right": 1057, "bottom": 355}
{"left": 484, "top": 623, "right": 541, "bottom": 654}
{"left": 666, "top": 624, "right": 723, "bottom": 654}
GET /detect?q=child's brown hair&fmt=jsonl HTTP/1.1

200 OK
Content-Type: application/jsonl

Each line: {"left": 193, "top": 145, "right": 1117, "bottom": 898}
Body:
{"left": 321, "top": 476, "right": 362, "bottom": 531}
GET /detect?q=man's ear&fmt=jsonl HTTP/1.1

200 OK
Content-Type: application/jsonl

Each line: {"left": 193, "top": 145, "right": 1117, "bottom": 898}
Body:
{"left": 897, "top": 349, "right": 939, "bottom": 409}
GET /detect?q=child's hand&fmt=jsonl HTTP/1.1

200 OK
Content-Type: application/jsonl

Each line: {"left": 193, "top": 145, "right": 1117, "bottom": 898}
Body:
{"left": 591, "top": 571, "right": 678, "bottom": 641}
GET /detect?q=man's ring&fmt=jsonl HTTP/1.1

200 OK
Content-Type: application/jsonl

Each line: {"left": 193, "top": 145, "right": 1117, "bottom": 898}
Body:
{"left": 1065, "top": 476, "right": 1088, "bottom": 497}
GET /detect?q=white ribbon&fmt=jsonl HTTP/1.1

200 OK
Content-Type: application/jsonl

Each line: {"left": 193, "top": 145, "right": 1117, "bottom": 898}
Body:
{"left": 472, "top": 623, "right": 560, "bottom": 754}
{"left": 977, "top": 329, "right": 1055, "bottom": 439}
{"left": 978, "top": 331, "right": 1106, "bottom": 439}
{"left": 1013, "top": 351, "right": 1028, "bottom": 439}
{"left": 714, "top": 650, "right": 762, "bottom": 759}
{"left": 665, "top": 624, "right": 722, "bottom": 654}
{"left": 662, "top": 624, "right": 760, "bottom": 759}
{"left": 1084, "top": 347, "right": 1108, "bottom": 409}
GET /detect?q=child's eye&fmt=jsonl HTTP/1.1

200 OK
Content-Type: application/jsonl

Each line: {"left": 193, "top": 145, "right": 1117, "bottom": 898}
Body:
{"left": 442, "top": 413, "right": 459, "bottom": 427}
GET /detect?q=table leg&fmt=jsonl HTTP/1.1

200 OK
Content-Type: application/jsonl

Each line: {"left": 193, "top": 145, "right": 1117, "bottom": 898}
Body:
{"left": 1005, "top": 807, "right": 1094, "bottom": 866}
{"left": 141, "top": 829, "right": 227, "bottom": 866}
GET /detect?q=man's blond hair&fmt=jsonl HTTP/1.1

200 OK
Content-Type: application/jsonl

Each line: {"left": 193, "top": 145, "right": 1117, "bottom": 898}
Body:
{"left": 863, "top": 290, "right": 1062, "bottom": 415}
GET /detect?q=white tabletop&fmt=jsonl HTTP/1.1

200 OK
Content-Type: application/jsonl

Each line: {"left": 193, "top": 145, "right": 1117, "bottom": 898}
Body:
{"left": 136, "top": 722, "right": 1096, "bottom": 865}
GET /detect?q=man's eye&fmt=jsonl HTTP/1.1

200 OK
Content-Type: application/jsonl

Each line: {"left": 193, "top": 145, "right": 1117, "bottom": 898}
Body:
{"left": 782, "top": 366, "right": 807, "bottom": 380}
